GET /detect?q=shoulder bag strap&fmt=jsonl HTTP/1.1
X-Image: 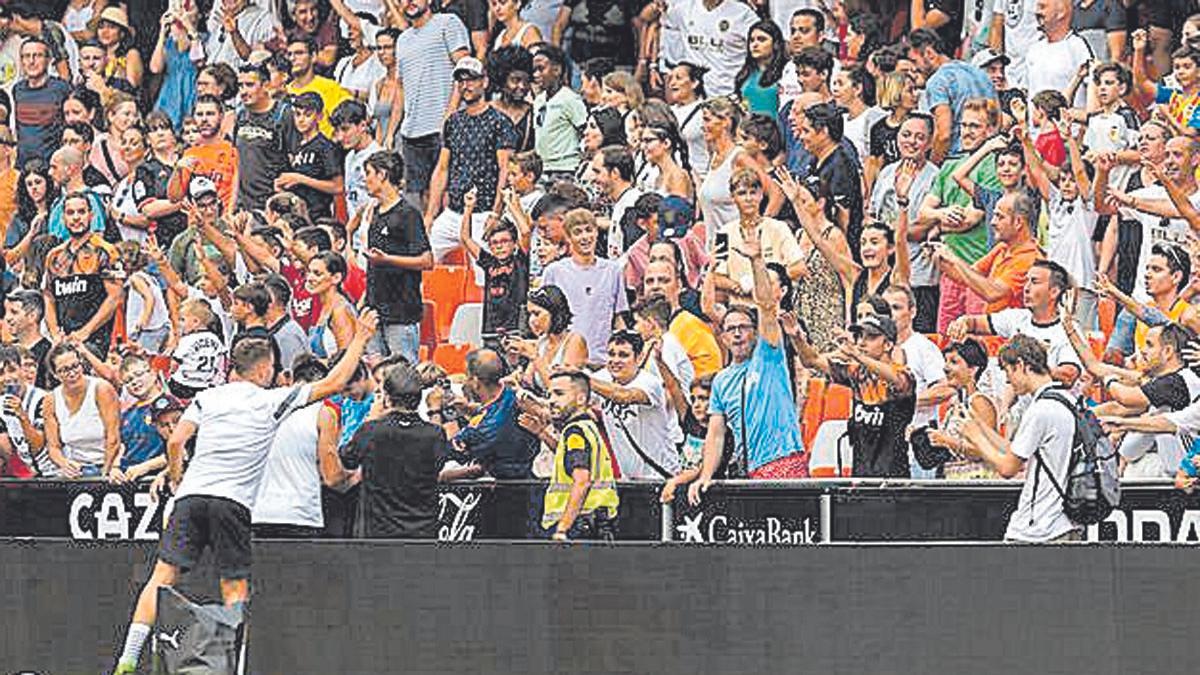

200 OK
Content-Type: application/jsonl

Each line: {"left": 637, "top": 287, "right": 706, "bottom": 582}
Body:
{"left": 610, "top": 408, "right": 671, "bottom": 479}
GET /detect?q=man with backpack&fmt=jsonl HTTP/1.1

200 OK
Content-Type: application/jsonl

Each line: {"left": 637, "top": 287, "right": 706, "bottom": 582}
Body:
{"left": 957, "top": 335, "right": 1081, "bottom": 543}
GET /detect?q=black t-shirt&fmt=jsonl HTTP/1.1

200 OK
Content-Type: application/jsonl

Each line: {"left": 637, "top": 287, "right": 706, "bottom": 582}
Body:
{"left": 477, "top": 249, "right": 529, "bottom": 334}
{"left": 344, "top": 410, "right": 445, "bottom": 539}
{"left": 442, "top": 107, "right": 519, "bottom": 213}
{"left": 132, "top": 158, "right": 187, "bottom": 249}
{"left": 924, "top": 0, "right": 963, "bottom": 55}
{"left": 816, "top": 146, "right": 865, "bottom": 262}
{"left": 235, "top": 102, "right": 297, "bottom": 211}
{"left": 286, "top": 132, "right": 343, "bottom": 218}
{"left": 1141, "top": 371, "right": 1194, "bottom": 411}
{"left": 367, "top": 198, "right": 430, "bottom": 325}
{"left": 868, "top": 117, "right": 901, "bottom": 167}
{"left": 438, "top": 0, "right": 488, "bottom": 31}
{"left": 831, "top": 362, "right": 915, "bottom": 478}
{"left": 563, "top": 0, "right": 640, "bottom": 65}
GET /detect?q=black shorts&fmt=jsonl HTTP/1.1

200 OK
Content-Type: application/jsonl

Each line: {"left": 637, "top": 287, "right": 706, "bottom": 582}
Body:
{"left": 159, "top": 495, "right": 253, "bottom": 580}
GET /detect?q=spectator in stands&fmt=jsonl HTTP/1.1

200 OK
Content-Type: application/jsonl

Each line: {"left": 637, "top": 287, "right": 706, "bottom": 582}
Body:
{"left": 42, "top": 342, "right": 121, "bottom": 479}
{"left": 642, "top": 260, "right": 721, "bottom": 377}
{"left": 588, "top": 330, "right": 682, "bottom": 479}
{"left": 263, "top": 274, "right": 312, "bottom": 374}
{"left": 305, "top": 251, "right": 357, "bottom": 359}
{"left": 1096, "top": 244, "right": 1200, "bottom": 360}
{"left": 932, "top": 190, "right": 1042, "bottom": 317}
{"left": 509, "top": 284, "right": 588, "bottom": 393}
{"left": 426, "top": 56, "right": 518, "bottom": 262}
{"left": 4, "top": 289, "right": 51, "bottom": 389}
{"left": 13, "top": 37, "right": 71, "bottom": 167}
{"left": 918, "top": 97, "right": 1001, "bottom": 333}
{"left": 253, "top": 354, "right": 359, "bottom": 538}
{"left": 363, "top": 151, "right": 433, "bottom": 362}
{"left": 688, "top": 223, "right": 807, "bottom": 501}
{"left": 929, "top": 338, "right": 1000, "bottom": 479}
{"left": 277, "top": 92, "right": 343, "bottom": 219}
{"left": 632, "top": 295, "right": 695, "bottom": 395}
{"left": 437, "top": 348, "right": 538, "bottom": 479}
{"left": 384, "top": 0, "right": 470, "bottom": 209}
{"left": 42, "top": 192, "right": 122, "bottom": 359}
{"left": 205, "top": 0, "right": 278, "bottom": 68}
{"left": 522, "top": 370, "right": 619, "bottom": 541}
{"left": 332, "top": 99, "right": 381, "bottom": 251}
{"left": 1064, "top": 309, "right": 1195, "bottom": 479}
{"left": 791, "top": 311, "right": 915, "bottom": 478}
{"left": 285, "top": 36, "right": 350, "bottom": 139}
{"left": 0, "top": 343, "right": 45, "bottom": 477}
{"left": 234, "top": 60, "right": 296, "bottom": 212}
{"left": 883, "top": 285, "right": 946, "bottom": 477}
{"left": 948, "top": 259, "right": 1082, "bottom": 387}
{"left": 959, "top": 335, "right": 1080, "bottom": 543}
{"left": 531, "top": 44, "right": 587, "bottom": 182}
{"left": 459, "top": 188, "right": 532, "bottom": 346}
{"left": 46, "top": 145, "right": 107, "bottom": 239}
{"left": 541, "top": 209, "right": 627, "bottom": 362}
{"left": 113, "top": 355, "right": 168, "bottom": 484}
{"left": 907, "top": 27, "right": 995, "bottom": 162}
{"left": 345, "top": 362, "right": 445, "bottom": 538}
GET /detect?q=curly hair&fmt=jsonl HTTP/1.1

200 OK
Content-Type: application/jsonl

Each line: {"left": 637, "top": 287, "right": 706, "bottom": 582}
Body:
{"left": 486, "top": 45, "right": 535, "bottom": 98}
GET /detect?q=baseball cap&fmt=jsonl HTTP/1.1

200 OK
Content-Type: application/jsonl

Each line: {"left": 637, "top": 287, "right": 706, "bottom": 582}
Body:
{"left": 453, "top": 56, "right": 485, "bottom": 80}
{"left": 188, "top": 175, "right": 219, "bottom": 200}
{"left": 150, "top": 394, "right": 186, "bottom": 420}
{"left": 657, "top": 196, "right": 694, "bottom": 239}
{"left": 849, "top": 315, "right": 897, "bottom": 342}
{"left": 971, "top": 48, "right": 1010, "bottom": 70}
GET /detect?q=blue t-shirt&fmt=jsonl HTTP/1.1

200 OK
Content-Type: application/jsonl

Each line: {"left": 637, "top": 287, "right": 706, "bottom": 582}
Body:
{"left": 924, "top": 61, "right": 997, "bottom": 156}
{"left": 120, "top": 401, "right": 165, "bottom": 470}
{"left": 709, "top": 336, "right": 803, "bottom": 471}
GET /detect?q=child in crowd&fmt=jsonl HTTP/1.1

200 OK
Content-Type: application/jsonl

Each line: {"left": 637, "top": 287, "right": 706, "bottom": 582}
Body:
{"left": 1082, "top": 62, "right": 1141, "bottom": 190}
{"left": 167, "top": 298, "right": 226, "bottom": 399}
{"left": 117, "top": 242, "right": 170, "bottom": 354}
{"left": 460, "top": 187, "right": 532, "bottom": 347}
{"left": 1029, "top": 89, "right": 1070, "bottom": 167}
{"left": 952, "top": 135, "right": 1041, "bottom": 239}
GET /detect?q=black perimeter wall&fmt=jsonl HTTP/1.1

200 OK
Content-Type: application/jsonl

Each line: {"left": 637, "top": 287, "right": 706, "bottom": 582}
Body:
{"left": 1, "top": 539, "right": 1196, "bottom": 674}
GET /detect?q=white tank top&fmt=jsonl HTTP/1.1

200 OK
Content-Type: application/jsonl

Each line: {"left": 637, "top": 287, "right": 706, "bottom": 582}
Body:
{"left": 125, "top": 271, "right": 170, "bottom": 335}
{"left": 493, "top": 22, "right": 534, "bottom": 50}
{"left": 55, "top": 377, "right": 106, "bottom": 466}
{"left": 698, "top": 146, "right": 742, "bottom": 248}
{"left": 251, "top": 404, "right": 324, "bottom": 529}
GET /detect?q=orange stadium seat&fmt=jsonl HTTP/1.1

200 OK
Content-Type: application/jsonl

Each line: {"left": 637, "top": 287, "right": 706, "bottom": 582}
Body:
{"left": 420, "top": 300, "right": 438, "bottom": 355}
{"left": 433, "top": 343, "right": 471, "bottom": 374}
{"left": 822, "top": 384, "right": 852, "bottom": 421}
{"left": 424, "top": 266, "right": 470, "bottom": 339}
{"left": 442, "top": 248, "right": 467, "bottom": 266}
{"left": 982, "top": 336, "right": 1006, "bottom": 356}
{"left": 463, "top": 276, "right": 483, "bottom": 302}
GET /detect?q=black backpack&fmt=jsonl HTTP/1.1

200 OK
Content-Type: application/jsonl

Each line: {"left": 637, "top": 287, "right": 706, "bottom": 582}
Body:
{"left": 1033, "top": 388, "right": 1121, "bottom": 526}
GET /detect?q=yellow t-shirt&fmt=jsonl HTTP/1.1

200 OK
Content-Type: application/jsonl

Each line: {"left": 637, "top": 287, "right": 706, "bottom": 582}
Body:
{"left": 1135, "top": 298, "right": 1191, "bottom": 351}
{"left": 288, "top": 76, "right": 352, "bottom": 137}
{"left": 670, "top": 309, "right": 722, "bottom": 377}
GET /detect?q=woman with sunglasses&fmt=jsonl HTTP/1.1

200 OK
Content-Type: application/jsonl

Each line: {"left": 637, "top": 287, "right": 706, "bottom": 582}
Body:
{"left": 507, "top": 285, "right": 588, "bottom": 394}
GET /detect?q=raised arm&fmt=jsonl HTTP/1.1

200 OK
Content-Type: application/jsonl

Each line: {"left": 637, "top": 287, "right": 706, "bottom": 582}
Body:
{"left": 1060, "top": 119, "right": 1092, "bottom": 200}
{"left": 778, "top": 169, "right": 860, "bottom": 288}
{"left": 307, "top": 310, "right": 379, "bottom": 403}
{"left": 502, "top": 187, "right": 533, "bottom": 252}
{"left": 744, "top": 216, "right": 781, "bottom": 347}
{"left": 459, "top": 188, "right": 482, "bottom": 260}
{"left": 952, "top": 135, "right": 1007, "bottom": 197}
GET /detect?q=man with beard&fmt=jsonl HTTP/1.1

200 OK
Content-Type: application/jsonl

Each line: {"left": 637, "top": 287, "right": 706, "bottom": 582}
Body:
{"left": 42, "top": 192, "right": 123, "bottom": 359}
{"left": 906, "top": 27, "right": 995, "bottom": 163}
{"left": 387, "top": 0, "right": 470, "bottom": 210}
{"left": 235, "top": 62, "right": 296, "bottom": 211}
{"left": 917, "top": 98, "right": 1001, "bottom": 333}
{"left": 523, "top": 370, "right": 620, "bottom": 541}
{"left": 425, "top": 56, "right": 517, "bottom": 263}
{"left": 168, "top": 95, "right": 239, "bottom": 212}
{"left": 285, "top": 36, "right": 350, "bottom": 138}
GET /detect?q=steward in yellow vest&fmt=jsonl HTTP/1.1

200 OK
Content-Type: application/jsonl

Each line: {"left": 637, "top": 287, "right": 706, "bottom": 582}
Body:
{"left": 536, "top": 371, "right": 619, "bottom": 541}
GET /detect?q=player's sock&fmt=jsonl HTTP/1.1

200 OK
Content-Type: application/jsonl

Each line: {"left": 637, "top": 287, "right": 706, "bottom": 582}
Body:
{"left": 118, "top": 622, "right": 152, "bottom": 668}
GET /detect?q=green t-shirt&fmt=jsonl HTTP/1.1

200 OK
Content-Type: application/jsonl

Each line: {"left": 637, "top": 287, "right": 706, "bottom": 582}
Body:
{"left": 928, "top": 154, "right": 1001, "bottom": 263}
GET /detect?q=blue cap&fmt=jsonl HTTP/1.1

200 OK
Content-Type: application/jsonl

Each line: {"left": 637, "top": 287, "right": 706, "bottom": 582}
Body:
{"left": 657, "top": 196, "right": 694, "bottom": 239}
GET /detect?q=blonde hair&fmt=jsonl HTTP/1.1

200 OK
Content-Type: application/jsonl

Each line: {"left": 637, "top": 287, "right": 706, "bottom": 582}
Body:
{"left": 562, "top": 208, "right": 597, "bottom": 235}
{"left": 602, "top": 71, "right": 644, "bottom": 109}
{"left": 876, "top": 72, "right": 908, "bottom": 111}
{"left": 179, "top": 298, "right": 215, "bottom": 327}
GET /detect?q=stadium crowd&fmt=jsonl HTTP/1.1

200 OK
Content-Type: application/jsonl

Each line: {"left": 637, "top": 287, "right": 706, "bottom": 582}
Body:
{"left": 0, "top": 0, "right": 1199, "bottom": 548}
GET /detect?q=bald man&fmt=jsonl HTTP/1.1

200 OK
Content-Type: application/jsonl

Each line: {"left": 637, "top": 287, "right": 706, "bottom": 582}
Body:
{"left": 1026, "top": 0, "right": 1092, "bottom": 110}
{"left": 47, "top": 146, "right": 108, "bottom": 240}
{"left": 437, "top": 348, "right": 538, "bottom": 479}
{"left": 643, "top": 260, "right": 722, "bottom": 376}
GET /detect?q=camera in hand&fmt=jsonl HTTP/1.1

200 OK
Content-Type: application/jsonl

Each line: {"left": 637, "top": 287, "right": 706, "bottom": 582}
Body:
{"left": 910, "top": 424, "right": 951, "bottom": 471}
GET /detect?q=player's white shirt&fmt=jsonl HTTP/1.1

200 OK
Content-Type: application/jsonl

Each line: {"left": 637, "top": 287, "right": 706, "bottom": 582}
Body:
{"left": 664, "top": 0, "right": 757, "bottom": 97}
{"left": 176, "top": 382, "right": 314, "bottom": 509}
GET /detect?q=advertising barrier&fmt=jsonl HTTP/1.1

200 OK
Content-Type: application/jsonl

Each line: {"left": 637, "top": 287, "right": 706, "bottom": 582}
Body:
{"left": 2, "top": 478, "right": 1197, "bottom": 543}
